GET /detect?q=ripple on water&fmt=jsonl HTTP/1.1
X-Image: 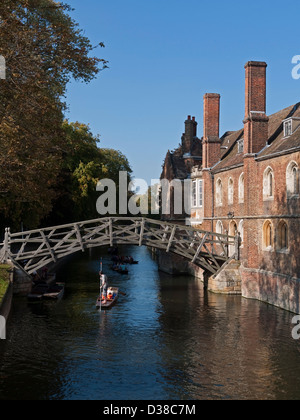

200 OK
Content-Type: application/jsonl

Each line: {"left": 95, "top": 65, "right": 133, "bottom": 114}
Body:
{"left": 1, "top": 246, "right": 300, "bottom": 400}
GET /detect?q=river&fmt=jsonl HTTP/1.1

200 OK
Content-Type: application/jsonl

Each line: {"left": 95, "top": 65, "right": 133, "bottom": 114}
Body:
{"left": 0, "top": 245, "right": 300, "bottom": 400}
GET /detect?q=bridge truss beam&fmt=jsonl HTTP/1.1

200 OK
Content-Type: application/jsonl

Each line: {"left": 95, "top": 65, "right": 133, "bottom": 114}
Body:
{"left": 0, "top": 217, "right": 239, "bottom": 276}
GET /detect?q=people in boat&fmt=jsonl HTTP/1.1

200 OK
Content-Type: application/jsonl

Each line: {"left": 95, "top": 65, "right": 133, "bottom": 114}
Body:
{"left": 120, "top": 264, "right": 127, "bottom": 272}
{"left": 100, "top": 271, "right": 108, "bottom": 303}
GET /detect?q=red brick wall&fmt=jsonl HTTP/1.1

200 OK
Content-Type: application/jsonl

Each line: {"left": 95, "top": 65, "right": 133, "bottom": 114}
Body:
{"left": 244, "top": 62, "right": 269, "bottom": 155}
{"left": 203, "top": 93, "right": 220, "bottom": 139}
{"left": 202, "top": 151, "right": 300, "bottom": 280}
{"left": 244, "top": 61, "right": 267, "bottom": 116}
{"left": 203, "top": 93, "right": 221, "bottom": 168}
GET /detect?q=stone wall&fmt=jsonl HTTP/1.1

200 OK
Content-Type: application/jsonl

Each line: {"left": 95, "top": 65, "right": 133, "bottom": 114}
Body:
{"left": 13, "top": 268, "right": 32, "bottom": 296}
{"left": 208, "top": 260, "right": 242, "bottom": 295}
{"left": 241, "top": 265, "right": 300, "bottom": 314}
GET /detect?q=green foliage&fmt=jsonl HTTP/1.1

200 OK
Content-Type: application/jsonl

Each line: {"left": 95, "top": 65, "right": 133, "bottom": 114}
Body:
{"left": 0, "top": 0, "right": 107, "bottom": 230}
{"left": 46, "top": 121, "right": 133, "bottom": 225}
{"left": 0, "top": 264, "right": 11, "bottom": 303}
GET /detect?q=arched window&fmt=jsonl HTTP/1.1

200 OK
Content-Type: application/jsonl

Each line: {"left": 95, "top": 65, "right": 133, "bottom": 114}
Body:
{"left": 229, "top": 220, "right": 237, "bottom": 256}
{"left": 239, "top": 173, "right": 244, "bottom": 203}
{"left": 286, "top": 161, "right": 299, "bottom": 197}
{"left": 292, "top": 166, "right": 298, "bottom": 194}
{"left": 238, "top": 219, "right": 244, "bottom": 246}
{"left": 216, "top": 178, "right": 223, "bottom": 206}
{"left": 278, "top": 220, "right": 288, "bottom": 250}
{"left": 263, "top": 220, "right": 273, "bottom": 249}
{"left": 216, "top": 220, "right": 223, "bottom": 235}
{"left": 228, "top": 178, "right": 234, "bottom": 205}
{"left": 263, "top": 167, "right": 274, "bottom": 199}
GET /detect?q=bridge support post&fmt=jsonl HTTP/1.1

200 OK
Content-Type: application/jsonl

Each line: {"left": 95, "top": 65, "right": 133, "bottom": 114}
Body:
{"left": 3, "top": 228, "right": 11, "bottom": 263}
{"left": 235, "top": 232, "right": 241, "bottom": 260}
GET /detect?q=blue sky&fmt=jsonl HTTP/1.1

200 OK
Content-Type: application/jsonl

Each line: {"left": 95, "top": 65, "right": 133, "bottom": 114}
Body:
{"left": 65, "top": 0, "right": 300, "bottom": 185}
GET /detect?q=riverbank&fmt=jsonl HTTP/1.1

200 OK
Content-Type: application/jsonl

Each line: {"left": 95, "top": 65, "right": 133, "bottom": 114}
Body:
{"left": 0, "top": 265, "right": 11, "bottom": 304}
{"left": 0, "top": 264, "right": 13, "bottom": 322}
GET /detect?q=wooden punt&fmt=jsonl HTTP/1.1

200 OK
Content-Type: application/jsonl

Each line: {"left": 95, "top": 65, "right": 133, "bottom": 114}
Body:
{"left": 43, "top": 283, "right": 65, "bottom": 300}
{"left": 96, "top": 287, "right": 119, "bottom": 310}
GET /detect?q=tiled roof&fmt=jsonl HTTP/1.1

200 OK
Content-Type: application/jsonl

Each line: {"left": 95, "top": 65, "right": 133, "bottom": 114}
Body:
{"left": 213, "top": 102, "right": 300, "bottom": 173}
{"left": 161, "top": 138, "right": 202, "bottom": 180}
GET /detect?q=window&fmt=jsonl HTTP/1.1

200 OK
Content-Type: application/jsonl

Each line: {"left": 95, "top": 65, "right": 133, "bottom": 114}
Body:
{"left": 263, "top": 167, "right": 274, "bottom": 199}
{"left": 286, "top": 161, "right": 299, "bottom": 197}
{"left": 229, "top": 220, "right": 237, "bottom": 255}
{"left": 198, "top": 179, "right": 203, "bottom": 207}
{"left": 238, "top": 220, "right": 244, "bottom": 246}
{"left": 228, "top": 178, "right": 234, "bottom": 205}
{"left": 263, "top": 220, "right": 273, "bottom": 249}
{"left": 237, "top": 138, "right": 244, "bottom": 154}
{"left": 284, "top": 119, "right": 292, "bottom": 137}
{"left": 216, "top": 220, "right": 223, "bottom": 235}
{"left": 293, "top": 166, "right": 299, "bottom": 194}
{"left": 192, "top": 180, "right": 197, "bottom": 208}
{"left": 239, "top": 173, "right": 244, "bottom": 203}
{"left": 278, "top": 220, "right": 288, "bottom": 250}
{"left": 191, "top": 179, "right": 203, "bottom": 208}
{"left": 216, "top": 179, "right": 223, "bottom": 206}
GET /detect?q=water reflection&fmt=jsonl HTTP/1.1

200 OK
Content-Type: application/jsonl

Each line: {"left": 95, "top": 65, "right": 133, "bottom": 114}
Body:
{"left": 0, "top": 245, "right": 300, "bottom": 400}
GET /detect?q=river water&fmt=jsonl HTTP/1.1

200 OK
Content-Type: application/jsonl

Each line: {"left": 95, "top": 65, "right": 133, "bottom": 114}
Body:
{"left": 0, "top": 245, "right": 300, "bottom": 400}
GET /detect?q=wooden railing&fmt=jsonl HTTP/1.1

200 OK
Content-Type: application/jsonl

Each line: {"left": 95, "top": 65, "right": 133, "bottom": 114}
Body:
{"left": 0, "top": 217, "right": 239, "bottom": 276}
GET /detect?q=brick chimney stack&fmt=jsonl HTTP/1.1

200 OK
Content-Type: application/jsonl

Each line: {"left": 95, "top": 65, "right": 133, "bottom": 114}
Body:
{"left": 202, "top": 93, "right": 221, "bottom": 168}
{"left": 243, "top": 61, "right": 269, "bottom": 155}
{"left": 182, "top": 115, "right": 197, "bottom": 155}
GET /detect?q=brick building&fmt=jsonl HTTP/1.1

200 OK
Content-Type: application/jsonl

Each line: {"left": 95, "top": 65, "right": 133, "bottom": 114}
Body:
{"left": 160, "top": 116, "right": 202, "bottom": 223}
{"left": 161, "top": 61, "right": 300, "bottom": 313}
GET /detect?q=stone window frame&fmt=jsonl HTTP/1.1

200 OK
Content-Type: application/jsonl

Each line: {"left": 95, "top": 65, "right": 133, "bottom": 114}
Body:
{"left": 191, "top": 179, "right": 203, "bottom": 209}
{"left": 283, "top": 119, "right": 292, "bottom": 138}
{"left": 191, "top": 180, "right": 197, "bottom": 208}
{"left": 262, "top": 219, "right": 274, "bottom": 251}
{"left": 238, "top": 219, "right": 244, "bottom": 247}
{"left": 277, "top": 220, "right": 289, "bottom": 253}
{"left": 228, "top": 177, "right": 234, "bottom": 205}
{"left": 263, "top": 166, "right": 274, "bottom": 201}
{"left": 286, "top": 161, "right": 299, "bottom": 199}
{"left": 216, "top": 178, "right": 223, "bottom": 207}
{"left": 237, "top": 138, "right": 244, "bottom": 154}
{"left": 216, "top": 220, "right": 223, "bottom": 235}
{"left": 238, "top": 172, "right": 244, "bottom": 203}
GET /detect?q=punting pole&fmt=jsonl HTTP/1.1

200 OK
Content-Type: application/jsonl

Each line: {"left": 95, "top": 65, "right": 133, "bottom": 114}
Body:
{"left": 100, "top": 258, "right": 103, "bottom": 311}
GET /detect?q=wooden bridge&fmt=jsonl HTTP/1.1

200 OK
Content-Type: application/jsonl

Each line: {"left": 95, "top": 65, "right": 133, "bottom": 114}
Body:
{"left": 0, "top": 217, "right": 240, "bottom": 277}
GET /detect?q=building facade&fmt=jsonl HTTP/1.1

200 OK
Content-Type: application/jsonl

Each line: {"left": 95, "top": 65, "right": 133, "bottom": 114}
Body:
{"left": 160, "top": 116, "right": 202, "bottom": 223}
{"left": 161, "top": 61, "right": 300, "bottom": 313}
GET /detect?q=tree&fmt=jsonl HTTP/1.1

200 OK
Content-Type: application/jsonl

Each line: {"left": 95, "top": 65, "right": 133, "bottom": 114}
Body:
{"left": 46, "top": 121, "right": 133, "bottom": 225}
{"left": 0, "top": 0, "right": 108, "bottom": 230}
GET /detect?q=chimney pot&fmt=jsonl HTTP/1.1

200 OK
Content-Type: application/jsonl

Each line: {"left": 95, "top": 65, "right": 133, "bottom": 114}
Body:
{"left": 202, "top": 93, "right": 221, "bottom": 168}
{"left": 203, "top": 93, "right": 220, "bottom": 139}
{"left": 244, "top": 61, "right": 269, "bottom": 154}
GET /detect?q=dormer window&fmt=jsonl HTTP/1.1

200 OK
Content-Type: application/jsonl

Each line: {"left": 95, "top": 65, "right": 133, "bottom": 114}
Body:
{"left": 284, "top": 119, "right": 292, "bottom": 137}
{"left": 283, "top": 117, "right": 300, "bottom": 138}
{"left": 237, "top": 138, "right": 244, "bottom": 154}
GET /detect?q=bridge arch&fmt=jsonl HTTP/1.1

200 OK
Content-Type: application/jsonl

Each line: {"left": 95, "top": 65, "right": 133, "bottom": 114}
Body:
{"left": 0, "top": 217, "right": 238, "bottom": 277}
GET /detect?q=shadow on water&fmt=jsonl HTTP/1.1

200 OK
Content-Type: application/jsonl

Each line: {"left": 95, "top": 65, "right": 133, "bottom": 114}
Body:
{"left": 1, "top": 245, "right": 300, "bottom": 400}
